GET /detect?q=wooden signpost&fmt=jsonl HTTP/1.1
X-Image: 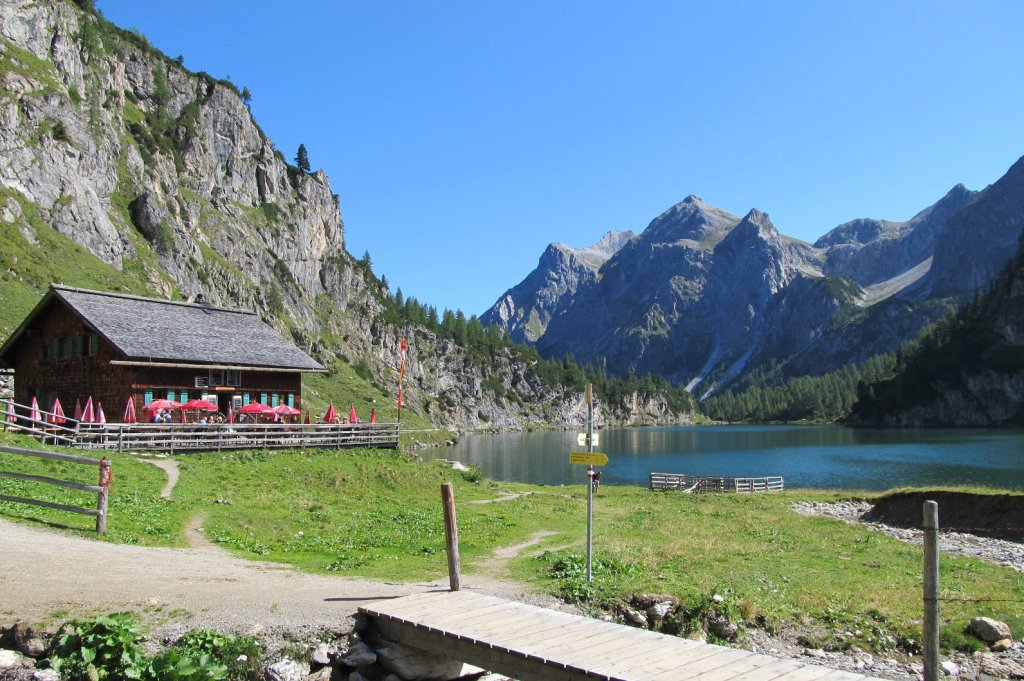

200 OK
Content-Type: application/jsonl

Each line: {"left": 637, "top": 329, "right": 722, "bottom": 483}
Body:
{"left": 566, "top": 383, "right": 609, "bottom": 582}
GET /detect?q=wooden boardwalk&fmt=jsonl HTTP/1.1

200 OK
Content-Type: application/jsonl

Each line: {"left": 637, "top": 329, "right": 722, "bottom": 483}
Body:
{"left": 360, "top": 591, "right": 888, "bottom": 681}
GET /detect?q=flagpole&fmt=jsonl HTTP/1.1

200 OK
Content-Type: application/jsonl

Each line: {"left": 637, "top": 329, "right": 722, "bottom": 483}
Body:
{"left": 397, "top": 334, "right": 407, "bottom": 426}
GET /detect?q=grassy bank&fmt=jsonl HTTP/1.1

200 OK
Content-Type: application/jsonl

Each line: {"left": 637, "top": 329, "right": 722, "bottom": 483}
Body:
{"left": 1, "top": 435, "right": 1021, "bottom": 654}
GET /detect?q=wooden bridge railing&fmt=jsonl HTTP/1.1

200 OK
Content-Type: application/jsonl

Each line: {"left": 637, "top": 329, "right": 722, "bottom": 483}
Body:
{"left": 649, "top": 472, "right": 784, "bottom": 493}
{"left": 0, "top": 445, "right": 111, "bottom": 533}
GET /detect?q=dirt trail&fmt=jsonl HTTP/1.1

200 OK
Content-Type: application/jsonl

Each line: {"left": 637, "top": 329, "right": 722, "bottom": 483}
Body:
{"left": 140, "top": 457, "right": 179, "bottom": 500}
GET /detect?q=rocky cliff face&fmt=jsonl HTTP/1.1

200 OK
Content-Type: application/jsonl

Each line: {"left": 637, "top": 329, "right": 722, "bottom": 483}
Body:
{"left": 487, "top": 160, "right": 1023, "bottom": 397}
{"left": 482, "top": 230, "right": 634, "bottom": 343}
{"left": 0, "top": 1, "right": 689, "bottom": 431}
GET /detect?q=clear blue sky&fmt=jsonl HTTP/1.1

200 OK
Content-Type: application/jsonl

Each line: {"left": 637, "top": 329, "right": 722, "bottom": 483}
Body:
{"left": 97, "top": 1, "right": 1024, "bottom": 316}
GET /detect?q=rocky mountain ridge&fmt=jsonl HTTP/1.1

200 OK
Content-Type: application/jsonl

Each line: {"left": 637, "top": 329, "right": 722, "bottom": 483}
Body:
{"left": 485, "top": 158, "right": 1023, "bottom": 397}
{"left": 0, "top": 0, "right": 692, "bottom": 431}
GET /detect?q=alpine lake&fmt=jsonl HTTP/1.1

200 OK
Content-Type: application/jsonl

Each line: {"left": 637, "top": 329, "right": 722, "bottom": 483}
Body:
{"left": 423, "top": 425, "right": 1024, "bottom": 491}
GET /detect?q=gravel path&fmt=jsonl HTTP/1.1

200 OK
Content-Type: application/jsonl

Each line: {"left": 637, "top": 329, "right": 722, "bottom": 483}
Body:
{"left": 0, "top": 515, "right": 569, "bottom": 644}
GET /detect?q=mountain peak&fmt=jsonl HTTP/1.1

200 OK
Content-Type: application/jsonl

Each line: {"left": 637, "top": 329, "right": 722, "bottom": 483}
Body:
{"left": 641, "top": 196, "right": 740, "bottom": 245}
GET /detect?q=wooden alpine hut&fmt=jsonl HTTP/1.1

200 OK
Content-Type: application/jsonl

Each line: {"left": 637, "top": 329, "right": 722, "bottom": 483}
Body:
{"left": 0, "top": 285, "right": 325, "bottom": 422}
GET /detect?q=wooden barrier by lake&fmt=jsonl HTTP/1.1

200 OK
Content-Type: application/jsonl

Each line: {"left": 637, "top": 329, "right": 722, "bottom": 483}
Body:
{"left": 0, "top": 445, "right": 111, "bottom": 533}
{"left": 650, "top": 472, "right": 784, "bottom": 493}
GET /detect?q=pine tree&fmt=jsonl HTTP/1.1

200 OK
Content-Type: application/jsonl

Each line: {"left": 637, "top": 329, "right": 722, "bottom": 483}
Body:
{"left": 295, "top": 144, "right": 311, "bottom": 172}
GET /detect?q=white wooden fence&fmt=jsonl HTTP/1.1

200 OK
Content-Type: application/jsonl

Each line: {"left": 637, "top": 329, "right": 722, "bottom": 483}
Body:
{"left": 649, "top": 472, "right": 784, "bottom": 493}
{"left": 1, "top": 399, "right": 399, "bottom": 452}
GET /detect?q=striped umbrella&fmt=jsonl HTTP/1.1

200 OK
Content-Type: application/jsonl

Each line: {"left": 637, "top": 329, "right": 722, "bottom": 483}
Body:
{"left": 29, "top": 396, "right": 41, "bottom": 423}
{"left": 49, "top": 397, "right": 67, "bottom": 425}
{"left": 82, "top": 396, "right": 95, "bottom": 424}
{"left": 123, "top": 396, "right": 137, "bottom": 424}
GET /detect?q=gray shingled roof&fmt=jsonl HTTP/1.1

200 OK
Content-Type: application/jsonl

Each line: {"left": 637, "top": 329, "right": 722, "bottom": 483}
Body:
{"left": 49, "top": 286, "right": 324, "bottom": 371}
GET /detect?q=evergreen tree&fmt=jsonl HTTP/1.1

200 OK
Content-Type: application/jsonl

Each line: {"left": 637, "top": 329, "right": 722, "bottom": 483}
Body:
{"left": 295, "top": 144, "right": 311, "bottom": 172}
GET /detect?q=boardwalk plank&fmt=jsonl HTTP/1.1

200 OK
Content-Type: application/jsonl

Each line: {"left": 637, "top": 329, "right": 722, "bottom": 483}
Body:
{"left": 675, "top": 652, "right": 792, "bottom": 681}
{"left": 740, "top": 661, "right": 838, "bottom": 681}
{"left": 360, "top": 592, "right": 880, "bottom": 681}
{"left": 587, "top": 639, "right": 713, "bottom": 677}
{"left": 642, "top": 647, "right": 754, "bottom": 680}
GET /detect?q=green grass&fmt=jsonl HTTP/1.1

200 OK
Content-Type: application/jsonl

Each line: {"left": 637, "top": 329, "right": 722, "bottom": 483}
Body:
{"left": 0, "top": 188, "right": 157, "bottom": 337}
{"left": 0, "top": 433, "right": 186, "bottom": 545}
{"left": 303, "top": 358, "right": 448, "bottom": 446}
{"left": 3, "top": 430, "right": 1021, "bottom": 654}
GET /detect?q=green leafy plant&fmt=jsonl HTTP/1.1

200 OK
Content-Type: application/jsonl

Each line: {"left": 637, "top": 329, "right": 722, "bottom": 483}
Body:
{"left": 50, "top": 612, "right": 150, "bottom": 680}
{"left": 147, "top": 649, "right": 227, "bottom": 680}
{"left": 172, "top": 628, "right": 262, "bottom": 679}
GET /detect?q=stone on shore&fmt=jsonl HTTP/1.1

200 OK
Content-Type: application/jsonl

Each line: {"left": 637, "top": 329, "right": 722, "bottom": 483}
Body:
{"left": 971, "top": 616, "right": 1012, "bottom": 643}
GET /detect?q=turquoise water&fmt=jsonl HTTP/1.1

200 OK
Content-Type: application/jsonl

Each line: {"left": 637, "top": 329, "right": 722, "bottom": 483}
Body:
{"left": 422, "top": 425, "right": 1024, "bottom": 490}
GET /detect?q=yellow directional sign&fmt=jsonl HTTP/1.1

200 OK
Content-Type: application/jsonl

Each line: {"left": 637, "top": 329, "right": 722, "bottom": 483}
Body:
{"left": 569, "top": 451, "right": 608, "bottom": 466}
{"left": 576, "top": 432, "right": 599, "bottom": 447}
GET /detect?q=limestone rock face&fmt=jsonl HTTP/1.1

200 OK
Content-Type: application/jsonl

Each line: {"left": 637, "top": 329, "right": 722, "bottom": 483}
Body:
{"left": 0, "top": 1, "right": 679, "bottom": 431}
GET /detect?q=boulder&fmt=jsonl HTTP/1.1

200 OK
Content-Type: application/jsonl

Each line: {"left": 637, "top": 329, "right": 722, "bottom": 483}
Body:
{"left": 993, "top": 638, "right": 1014, "bottom": 652}
{"left": 265, "top": 657, "right": 310, "bottom": 681}
{"left": 375, "top": 639, "right": 483, "bottom": 680}
{"left": 341, "top": 640, "right": 377, "bottom": 667}
{"left": 0, "top": 649, "right": 24, "bottom": 670}
{"left": 940, "top": 659, "right": 960, "bottom": 676}
{"left": 646, "top": 601, "right": 674, "bottom": 624}
{"left": 32, "top": 670, "right": 60, "bottom": 681}
{"left": 302, "top": 668, "right": 333, "bottom": 681}
{"left": 708, "top": 616, "right": 739, "bottom": 640}
{"left": 12, "top": 623, "right": 47, "bottom": 658}
{"left": 979, "top": 652, "right": 1024, "bottom": 679}
{"left": 622, "top": 607, "right": 648, "bottom": 628}
{"left": 310, "top": 642, "right": 332, "bottom": 666}
{"left": 971, "top": 616, "right": 1012, "bottom": 643}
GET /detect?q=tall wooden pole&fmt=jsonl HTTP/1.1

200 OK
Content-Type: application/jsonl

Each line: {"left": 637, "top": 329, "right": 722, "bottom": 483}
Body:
{"left": 442, "top": 482, "right": 461, "bottom": 591}
{"left": 96, "top": 458, "right": 111, "bottom": 534}
{"left": 923, "top": 500, "right": 940, "bottom": 681}
{"left": 585, "top": 383, "right": 594, "bottom": 583}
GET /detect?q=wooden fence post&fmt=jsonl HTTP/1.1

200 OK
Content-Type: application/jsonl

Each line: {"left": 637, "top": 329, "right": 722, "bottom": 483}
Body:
{"left": 923, "top": 500, "right": 939, "bottom": 681}
{"left": 441, "top": 482, "right": 461, "bottom": 591}
{"left": 96, "top": 458, "right": 111, "bottom": 534}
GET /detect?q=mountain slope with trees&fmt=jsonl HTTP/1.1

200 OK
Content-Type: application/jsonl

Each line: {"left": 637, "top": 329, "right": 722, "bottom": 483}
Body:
{"left": 849, "top": 231, "right": 1024, "bottom": 427}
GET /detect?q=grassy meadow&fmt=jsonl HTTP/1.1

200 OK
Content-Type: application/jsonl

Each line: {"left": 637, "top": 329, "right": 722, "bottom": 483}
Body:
{"left": 1, "top": 432, "right": 1021, "bottom": 654}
